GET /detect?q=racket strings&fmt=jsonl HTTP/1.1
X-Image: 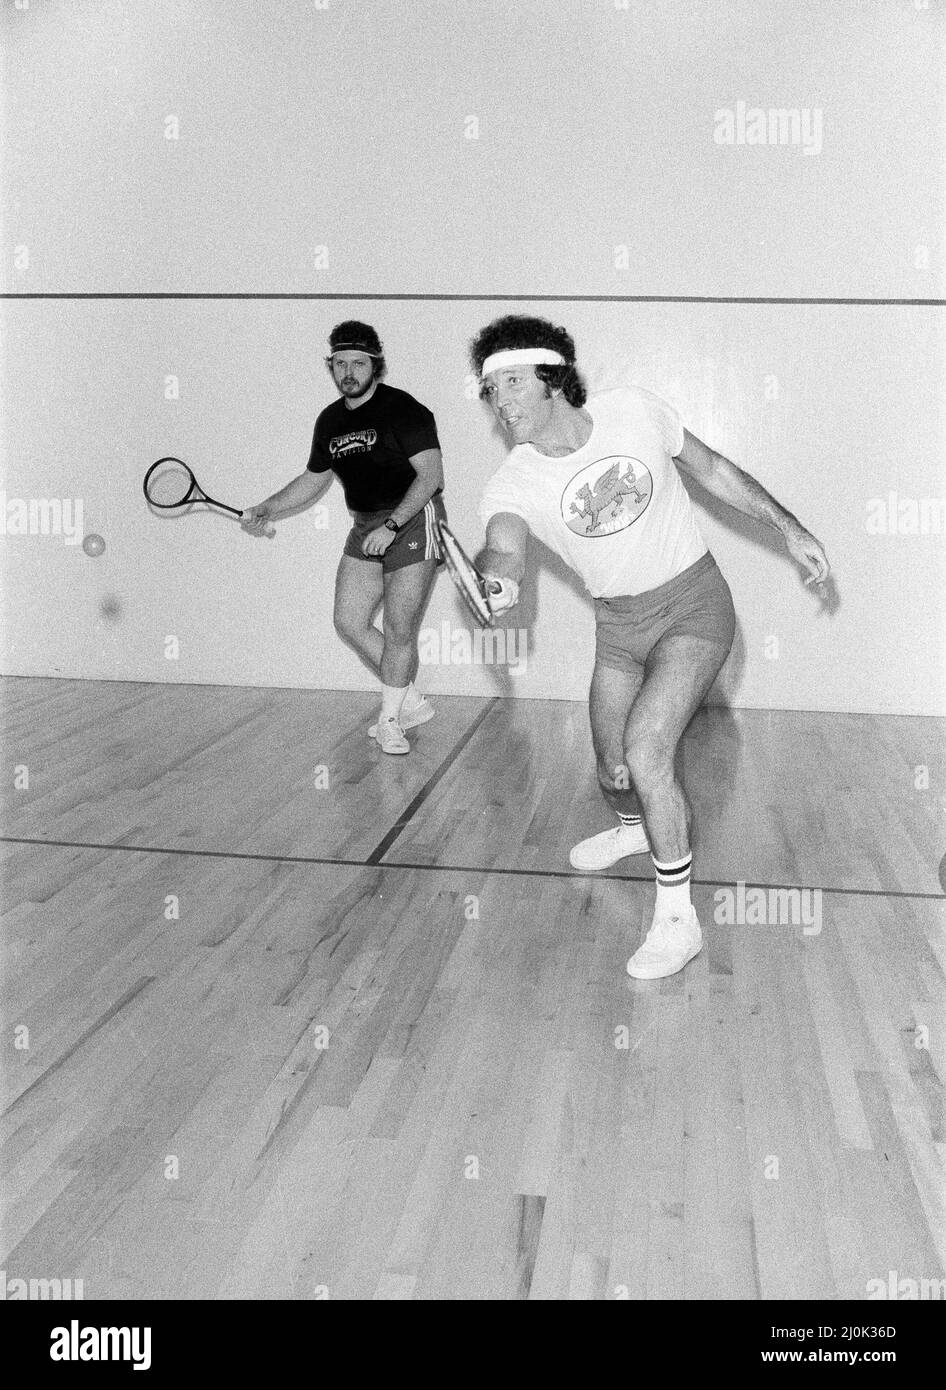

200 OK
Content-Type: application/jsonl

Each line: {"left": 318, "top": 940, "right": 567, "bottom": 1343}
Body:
{"left": 439, "top": 527, "right": 493, "bottom": 626}
{"left": 146, "top": 461, "right": 196, "bottom": 508}
{"left": 443, "top": 537, "right": 480, "bottom": 589}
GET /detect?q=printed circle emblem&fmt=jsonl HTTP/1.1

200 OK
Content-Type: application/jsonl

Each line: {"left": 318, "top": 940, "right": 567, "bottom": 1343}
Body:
{"left": 561, "top": 455, "right": 652, "bottom": 537}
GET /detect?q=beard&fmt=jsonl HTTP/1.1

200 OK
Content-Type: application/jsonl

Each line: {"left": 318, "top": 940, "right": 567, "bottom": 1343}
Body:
{"left": 338, "top": 373, "right": 375, "bottom": 400}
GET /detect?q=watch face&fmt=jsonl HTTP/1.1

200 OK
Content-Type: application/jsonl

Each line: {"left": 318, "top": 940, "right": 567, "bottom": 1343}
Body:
{"left": 385, "top": 519, "right": 398, "bottom": 531}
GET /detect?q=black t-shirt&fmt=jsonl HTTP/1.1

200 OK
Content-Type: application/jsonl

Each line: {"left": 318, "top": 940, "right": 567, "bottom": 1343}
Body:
{"left": 306, "top": 382, "right": 441, "bottom": 512}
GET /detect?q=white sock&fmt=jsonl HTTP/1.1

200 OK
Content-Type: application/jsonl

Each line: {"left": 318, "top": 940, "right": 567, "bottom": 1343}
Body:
{"left": 618, "top": 811, "right": 642, "bottom": 828}
{"left": 380, "top": 683, "right": 408, "bottom": 722}
{"left": 652, "top": 853, "right": 692, "bottom": 917}
{"left": 402, "top": 681, "right": 423, "bottom": 711}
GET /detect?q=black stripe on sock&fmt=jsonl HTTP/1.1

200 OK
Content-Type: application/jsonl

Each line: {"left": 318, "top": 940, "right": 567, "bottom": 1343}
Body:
{"left": 653, "top": 855, "right": 692, "bottom": 885}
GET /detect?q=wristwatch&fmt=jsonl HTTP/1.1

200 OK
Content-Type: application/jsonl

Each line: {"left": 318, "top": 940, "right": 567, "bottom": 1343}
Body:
{"left": 383, "top": 517, "right": 400, "bottom": 533}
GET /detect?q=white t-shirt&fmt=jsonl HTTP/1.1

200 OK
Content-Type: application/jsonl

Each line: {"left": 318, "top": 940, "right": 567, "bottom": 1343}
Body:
{"left": 478, "top": 386, "right": 707, "bottom": 598}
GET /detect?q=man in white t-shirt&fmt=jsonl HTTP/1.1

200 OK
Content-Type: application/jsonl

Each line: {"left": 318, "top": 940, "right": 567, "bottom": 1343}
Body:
{"left": 472, "top": 315, "right": 830, "bottom": 980}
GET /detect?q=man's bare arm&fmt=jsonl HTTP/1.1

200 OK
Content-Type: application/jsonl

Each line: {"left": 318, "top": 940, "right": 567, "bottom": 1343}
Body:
{"left": 241, "top": 470, "right": 333, "bottom": 535}
{"left": 674, "top": 430, "right": 830, "bottom": 587}
{"left": 477, "top": 511, "right": 529, "bottom": 583}
{"left": 388, "top": 448, "right": 444, "bottom": 527}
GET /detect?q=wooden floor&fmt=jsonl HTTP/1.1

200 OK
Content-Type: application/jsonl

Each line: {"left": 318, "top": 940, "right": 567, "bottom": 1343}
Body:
{"left": 1, "top": 677, "right": 943, "bottom": 1300}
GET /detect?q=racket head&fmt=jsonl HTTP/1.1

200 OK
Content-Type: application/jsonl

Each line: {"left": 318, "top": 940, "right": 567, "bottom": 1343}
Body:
{"left": 143, "top": 457, "right": 198, "bottom": 509}
{"left": 436, "top": 521, "right": 494, "bottom": 628}
{"left": 143, "top": 457, "right": 244, "bottom": 518}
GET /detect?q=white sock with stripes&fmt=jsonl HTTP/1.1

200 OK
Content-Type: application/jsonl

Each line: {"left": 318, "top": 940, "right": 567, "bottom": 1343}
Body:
{"left": 652, "top": 853, "right": 692, "bottom": 916}
{"left": 618, "top": 811, "right": 642, "bottom": 828}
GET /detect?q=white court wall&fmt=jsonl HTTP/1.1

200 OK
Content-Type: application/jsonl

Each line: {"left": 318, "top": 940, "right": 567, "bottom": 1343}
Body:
{"left": 2, "top": 0, "right": 942, "bottom": 299}
{"left": 1, "top": 1, "right": 943, "bottom": 714}
{"left": 1, "top": 298, "right": 943, "bottom": 715}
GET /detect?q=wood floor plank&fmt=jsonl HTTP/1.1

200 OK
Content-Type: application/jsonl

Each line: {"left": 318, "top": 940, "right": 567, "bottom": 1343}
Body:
{"left": 1, "top": 676, "right": 943, "bottom": 1299}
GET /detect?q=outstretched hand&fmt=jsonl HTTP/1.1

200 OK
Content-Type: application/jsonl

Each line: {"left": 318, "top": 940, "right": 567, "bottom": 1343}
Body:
{"left": 241, "top": 504, "right": 277, "bottom": 539}
{"left": 784, "top": 523, "right": 830, "bottom": 594}
{"left": 484, "top": 576, "right": 519, "bottom": 614}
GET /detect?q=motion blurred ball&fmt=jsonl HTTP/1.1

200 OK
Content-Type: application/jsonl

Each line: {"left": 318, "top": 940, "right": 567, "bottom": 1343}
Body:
{"left": 83, "top": 533, "right": 106, "bottom": 558}
{"left": 99, "top": 594, "right": 122, "bottom": 623}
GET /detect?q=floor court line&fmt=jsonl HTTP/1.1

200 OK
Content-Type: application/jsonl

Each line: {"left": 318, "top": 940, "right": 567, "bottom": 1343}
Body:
{"left": 0, "top": 834, "right": 941, "bottom": 903}
{"left": 1, "top": 976, "right": 155, "bottom": 1118}
{"left": 364, "top": 696, "right": 500, "bottom": 865}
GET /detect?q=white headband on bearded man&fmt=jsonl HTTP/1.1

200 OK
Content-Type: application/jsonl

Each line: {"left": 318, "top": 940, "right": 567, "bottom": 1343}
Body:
{"left": 480, "top": 348, "right": 567, "bottom": 376}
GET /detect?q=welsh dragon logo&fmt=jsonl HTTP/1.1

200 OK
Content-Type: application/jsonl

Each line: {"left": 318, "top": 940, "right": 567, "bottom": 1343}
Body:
{"left": 562, "top": 455, "right": 652, "bottom": 537}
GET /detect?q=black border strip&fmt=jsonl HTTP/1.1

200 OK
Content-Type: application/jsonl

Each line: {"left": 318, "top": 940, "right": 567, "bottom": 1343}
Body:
{"left": 1, "top": 293, "right": 944, "bottom": 305}
{"left": 1, "top": 833, "right": 942, "bottom": 902}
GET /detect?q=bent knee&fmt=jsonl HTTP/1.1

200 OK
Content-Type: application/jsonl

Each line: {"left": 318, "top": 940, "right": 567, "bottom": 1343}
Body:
{"left": 597, "top": 759, "right": 633, "bottom": 795}
{"left": 623, "top": 730, "right": 675, "bottom": 787}
{"left": 334, "top": 612, "right": 368, "bottom": 644}
{"left": 381, "top": 618, "right": 417, "bottom": 647}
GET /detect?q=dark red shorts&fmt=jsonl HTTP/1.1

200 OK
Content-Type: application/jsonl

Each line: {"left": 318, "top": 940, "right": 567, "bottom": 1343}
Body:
{"left": 594, "top": 552, "right": 735, "bottom": 675}
{"left": 343, "top": 495, "right": 447, "bottom": 572}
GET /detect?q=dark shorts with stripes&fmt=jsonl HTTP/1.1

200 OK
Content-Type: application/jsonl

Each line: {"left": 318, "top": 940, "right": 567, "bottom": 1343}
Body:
{"left": 343, "top": 494, "right": 446, "bottom": 572}
{"left": 594, "top": 551, "right": 736, "bottom": 676}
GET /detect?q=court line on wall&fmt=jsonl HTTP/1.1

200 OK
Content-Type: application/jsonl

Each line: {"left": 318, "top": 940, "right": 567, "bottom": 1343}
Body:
{"left": 2, "top": 294, "right": 944, "bottom": 305}
{"left": 1, "top": 835, "right": 942, "bottom": 902}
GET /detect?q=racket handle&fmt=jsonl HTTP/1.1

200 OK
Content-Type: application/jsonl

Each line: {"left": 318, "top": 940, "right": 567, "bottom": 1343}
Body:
{"left": 484, "top": 575, "right": 519, "bottom": 613}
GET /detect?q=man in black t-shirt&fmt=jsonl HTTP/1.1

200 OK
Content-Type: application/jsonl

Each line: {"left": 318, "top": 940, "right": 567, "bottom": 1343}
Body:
{"left": 242, "top": 322, "right": 446, "bottom": 753}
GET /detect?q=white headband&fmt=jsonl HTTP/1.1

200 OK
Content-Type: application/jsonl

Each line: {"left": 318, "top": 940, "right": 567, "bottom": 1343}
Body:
{"left": 480, "top": 348, "right": 566, "bottom": 376}
{"left": 329, "top": 346, "right": 382, "bottom": 358}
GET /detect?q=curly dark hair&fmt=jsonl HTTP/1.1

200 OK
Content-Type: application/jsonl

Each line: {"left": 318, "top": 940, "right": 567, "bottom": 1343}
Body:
{"left": 326, "top": 320, "right": 386, "bottom": 379}
{"left": 469, "top": 315, "right": 587, "bottom": 406}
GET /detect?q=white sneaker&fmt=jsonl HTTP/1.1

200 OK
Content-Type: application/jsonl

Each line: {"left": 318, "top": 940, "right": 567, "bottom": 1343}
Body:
{"left": 626, "top": 905, "right": 702, "bottom": 980}
{"left": 368, "top": 697, "right": 434, "bottom": 739}
{"left": 569, "top": 821, "right": 650, "bottom": 870}
{"left": 375, "top": 716, "right": 410, "bottom": 755}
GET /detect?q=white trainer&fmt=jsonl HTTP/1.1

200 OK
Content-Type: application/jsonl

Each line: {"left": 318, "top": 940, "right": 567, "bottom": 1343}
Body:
{"left": 368, "top": 697, "right": 434, "bottom": 739}
{"left": 626, "top": 905, "right": 702, "bottom": 980}
{"left": 569, "top": 822, "right": 650, "bottom": 870}
{"left": 375, "top": 716, "right": 410, "bottom": 755}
